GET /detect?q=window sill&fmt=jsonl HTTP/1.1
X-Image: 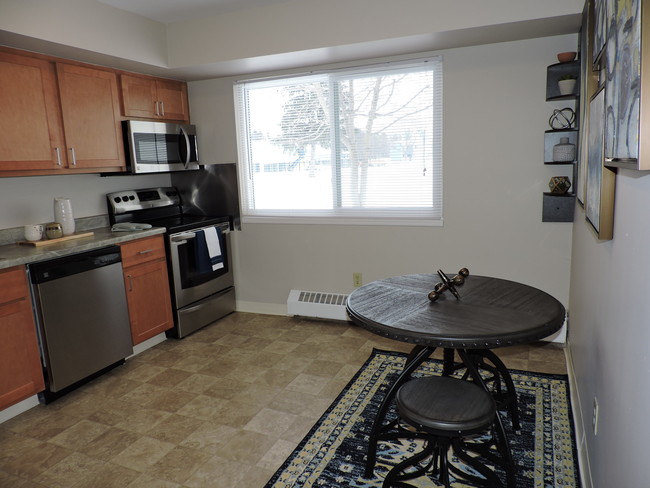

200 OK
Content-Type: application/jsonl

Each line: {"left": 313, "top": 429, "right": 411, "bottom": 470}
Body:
{"left": 241, "top": 216, "right": 444, "bottom": 227}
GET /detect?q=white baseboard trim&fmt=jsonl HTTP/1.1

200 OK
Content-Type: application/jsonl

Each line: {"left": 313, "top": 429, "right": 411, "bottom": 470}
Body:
{"left": 0, "top": 395, "right": 40, "bottom": 424}
{"left": 128, "top": 332, "right": 167, "bottom": 358}
{"left": 235, "top": 300, "right": 288, "bottom": 316}
{"left": 565, "top": 342, "right": 592, "bottom": 488}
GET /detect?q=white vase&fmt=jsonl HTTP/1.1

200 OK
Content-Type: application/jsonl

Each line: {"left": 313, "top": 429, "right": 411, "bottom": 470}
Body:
{"left": 553, "top": 137, "right": 576, "bottom": 162}
{"left": 54, "top": 198, "right": 75, "bottom": 236}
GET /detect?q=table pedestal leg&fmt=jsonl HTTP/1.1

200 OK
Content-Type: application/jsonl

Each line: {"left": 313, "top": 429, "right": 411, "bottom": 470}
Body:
{"left": 364, "top": 345, "right": 435, "bottom": 478}
{"left": 442, "top": 348, "right": 521, "bottom": 432}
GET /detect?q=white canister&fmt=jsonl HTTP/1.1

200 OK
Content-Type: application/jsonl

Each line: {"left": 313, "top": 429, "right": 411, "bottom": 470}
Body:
{"left": 53, "top": 198, "right": 75, "bottom": 236}
{"left": 24, "top": 224, "right": 44, "bottom": 242}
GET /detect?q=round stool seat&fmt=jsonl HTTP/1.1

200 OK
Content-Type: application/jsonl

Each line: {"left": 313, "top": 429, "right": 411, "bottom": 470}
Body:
{"left": 396, "top": 376, "right": 496, "bottom": 435}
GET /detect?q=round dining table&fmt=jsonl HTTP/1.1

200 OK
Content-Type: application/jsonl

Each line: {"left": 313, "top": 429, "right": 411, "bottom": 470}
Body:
{"left": 345, "top": 272, "right": 566, "bottom": 477}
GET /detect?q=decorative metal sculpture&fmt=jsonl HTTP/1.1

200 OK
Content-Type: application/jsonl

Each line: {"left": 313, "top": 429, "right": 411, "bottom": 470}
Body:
{"left": 427, "top": 268, "right": 469, "bottom": 302}
{"left": 549, "top": 107, "right": 576, "bottom": 130}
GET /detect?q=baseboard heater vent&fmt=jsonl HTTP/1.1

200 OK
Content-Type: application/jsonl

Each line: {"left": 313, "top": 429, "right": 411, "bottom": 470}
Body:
{"left": 287, "top": 289, "right": 350, "bottom": 321}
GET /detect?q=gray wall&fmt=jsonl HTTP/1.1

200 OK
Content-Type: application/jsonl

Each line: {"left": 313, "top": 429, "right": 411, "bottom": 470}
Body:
{"left": 0, "top": 174, "right": 170, "bottom": 230}
{"left": 568, "top": 169, "right": 650, "bottom": 487}
{"left": 188, "top": 35, "right": 578, "bottom": 321}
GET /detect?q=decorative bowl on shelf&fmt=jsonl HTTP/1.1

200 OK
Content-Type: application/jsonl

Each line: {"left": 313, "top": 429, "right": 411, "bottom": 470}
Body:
{"left": 557, "top": 51, "right": 577, "bottom": 63}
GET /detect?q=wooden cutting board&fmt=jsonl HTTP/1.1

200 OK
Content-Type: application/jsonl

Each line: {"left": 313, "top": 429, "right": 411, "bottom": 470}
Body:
{"left": 17, "top": 231, "right": 95, "bottom": 247}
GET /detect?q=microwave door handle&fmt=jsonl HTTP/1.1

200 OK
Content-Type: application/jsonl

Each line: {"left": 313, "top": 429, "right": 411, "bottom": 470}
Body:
{"left": 179, "top": 127, "right": 191, "bottom": 168}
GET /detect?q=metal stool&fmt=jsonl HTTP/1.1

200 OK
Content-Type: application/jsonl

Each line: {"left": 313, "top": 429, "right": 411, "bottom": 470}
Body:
{"left": 382, "top": 376, "right": 515, "bottom": 488}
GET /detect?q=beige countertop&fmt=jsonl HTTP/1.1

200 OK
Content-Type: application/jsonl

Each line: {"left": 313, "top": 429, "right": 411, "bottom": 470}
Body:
{"left": 0, "top": 226, "right": 166, "bottom": 270}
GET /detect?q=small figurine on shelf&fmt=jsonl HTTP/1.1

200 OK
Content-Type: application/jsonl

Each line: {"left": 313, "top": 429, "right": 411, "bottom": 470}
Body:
{"left": 548, "top": 176, "right": 572, "bottom": 194}
{"left": 549, "top": 108, "right": 576, "bottom": 130}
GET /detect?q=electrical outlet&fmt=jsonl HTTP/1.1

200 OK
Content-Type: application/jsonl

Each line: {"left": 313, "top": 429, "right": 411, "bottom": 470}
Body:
{"left": 353, "top": 272, "right": 362, "bottom": 287}
{"left": 592, "top": 397, "right": 599, "bottom": 435}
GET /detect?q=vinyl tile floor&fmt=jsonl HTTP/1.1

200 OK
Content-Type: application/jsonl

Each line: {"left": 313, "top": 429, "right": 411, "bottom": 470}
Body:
{"left": 0, "top": 312, "right": 568, "bottom": 487}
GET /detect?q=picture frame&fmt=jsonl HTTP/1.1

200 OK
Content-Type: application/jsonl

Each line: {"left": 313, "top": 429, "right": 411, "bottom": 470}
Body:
{"left": 604, "top": 0, "right": 641, "bottom": 163}
{"left": 592, "top": 0, "right": 607, "bottom": 68}
{"left": 586, "top": 86, "right": 616, "bottom": 240}
{"left": 577, "top": 2, "right": 591, "bottom": 206}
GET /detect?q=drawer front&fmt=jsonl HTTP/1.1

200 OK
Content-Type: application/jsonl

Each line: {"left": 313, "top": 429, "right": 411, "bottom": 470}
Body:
{"left": 120, "top": 235, "right": 167, "bottom": 268}
{"left": 0, "top": 266, "right": 28, "bottom": 305}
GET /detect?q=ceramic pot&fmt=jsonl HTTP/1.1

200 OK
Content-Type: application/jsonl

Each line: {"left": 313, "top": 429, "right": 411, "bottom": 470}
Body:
{"left": 553, "top": 137, "right": 576, "bottom": 162}
{"left": 45, "top": 222, "right": 64, "bottom": 239}
{"left": 53, "top": 198, "right": 75, "bottom": 236}
{"left": 24, "top": 224, "right": 43, "bottom": 242}
{"left": 558, "top": 79, "right": 576, "bottom": 96}
{"left": 557, "top": 52, "right": 577, "bottom": 63}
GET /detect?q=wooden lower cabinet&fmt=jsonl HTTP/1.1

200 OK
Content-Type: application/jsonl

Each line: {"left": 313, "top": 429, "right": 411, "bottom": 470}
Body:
{"left": 0, "top": 267, "right": 45, "bottom": 410}
{"left": 120, "top": 236, "right": 174, "bottom": 345}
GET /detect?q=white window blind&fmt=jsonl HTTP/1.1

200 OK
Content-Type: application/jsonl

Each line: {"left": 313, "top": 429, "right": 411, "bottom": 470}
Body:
{"left": 234, "top": 57, "right": 443, "bottom": 225}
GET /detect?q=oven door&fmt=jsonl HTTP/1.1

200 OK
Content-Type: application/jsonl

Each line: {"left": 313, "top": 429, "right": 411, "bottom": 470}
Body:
{"left": 168, "top": 223, "right": 233, "bottom": 309}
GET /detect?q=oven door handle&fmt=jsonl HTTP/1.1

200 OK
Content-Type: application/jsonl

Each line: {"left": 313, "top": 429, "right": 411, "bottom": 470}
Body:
{"left": 170, "top": 232, "right": 196, "bottom": 244}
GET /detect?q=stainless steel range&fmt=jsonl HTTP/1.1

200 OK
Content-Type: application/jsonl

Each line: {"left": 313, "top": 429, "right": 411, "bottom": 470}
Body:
{"left": 107, "top": 187, "right": 235, "bottom": 338}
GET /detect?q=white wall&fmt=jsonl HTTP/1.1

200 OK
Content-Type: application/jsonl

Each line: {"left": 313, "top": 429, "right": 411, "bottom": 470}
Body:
{"left": 568, "top": 169, "right": 650, "bottom": 487}
{"left": 0, "top": 0, "right": 583, "bottom": 80}
{"left": 167, "top": 0, "right": 583, "bottom": 70}
{"left": 188, "top": 34, "right": 578, "bottom": 313}
{"left": 0, "top": 0, "right": 167, "bottom": 68}
{"left": 0, "top": 174, "right": 170, "bottom": 229}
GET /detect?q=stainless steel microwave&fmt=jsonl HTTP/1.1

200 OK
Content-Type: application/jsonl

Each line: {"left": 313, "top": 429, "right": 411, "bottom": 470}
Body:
{"left": 123, "top": 120, "right": 200, "bottom": 174}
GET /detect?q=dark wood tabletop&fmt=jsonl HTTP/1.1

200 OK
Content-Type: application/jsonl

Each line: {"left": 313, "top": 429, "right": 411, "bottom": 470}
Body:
{"left": 346, "top": 273, "right": 566, "bottom": 349}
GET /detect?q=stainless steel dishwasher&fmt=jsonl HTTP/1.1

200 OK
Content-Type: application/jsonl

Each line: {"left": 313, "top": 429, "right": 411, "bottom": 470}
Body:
{"left": 29, "top": 246, "right": 133, "bottom": 402}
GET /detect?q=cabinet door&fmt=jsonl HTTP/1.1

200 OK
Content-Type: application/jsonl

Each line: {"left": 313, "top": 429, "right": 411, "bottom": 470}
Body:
{"left": 0, "top": 51, "right": 66, "bottom": 171}
{"left": 121, "top": 74, "right": 158, "bottom": 119}
{"left": 121, "top": 74, "right": 189, "bottom": 122}
{"left": 155, "top": 79, "right": 189, "bottom": 122}
{"left": 124, "top": 259, "right": 174, "bottom": 345}
{"left": 56, "top": 63, "right": 125, "bottom": 169}
{"left": 0, "top": 268, "right": 45, "bottom": 410}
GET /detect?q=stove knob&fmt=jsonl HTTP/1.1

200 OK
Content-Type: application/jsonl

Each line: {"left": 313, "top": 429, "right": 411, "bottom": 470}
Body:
{"left": 129, "top": 195, "right": 135, "bottom": 200}
{"left": 114, "top": 197, "right": 121, "bottom": 203}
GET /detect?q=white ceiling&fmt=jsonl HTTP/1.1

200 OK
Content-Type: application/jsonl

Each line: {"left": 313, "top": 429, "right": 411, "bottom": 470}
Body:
{"left": 97, "top": 0, "right": 288, "bottom": 23}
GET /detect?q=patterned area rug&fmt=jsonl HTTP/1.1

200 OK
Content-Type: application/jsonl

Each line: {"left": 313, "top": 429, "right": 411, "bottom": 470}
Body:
{"left": 265, "top": 349, "right": 580, "bottom": 487}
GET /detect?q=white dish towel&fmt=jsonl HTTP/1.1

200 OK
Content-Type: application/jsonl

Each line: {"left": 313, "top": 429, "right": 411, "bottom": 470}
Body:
{"left": 204, "top": 226, "right": 224, "bottom": 271}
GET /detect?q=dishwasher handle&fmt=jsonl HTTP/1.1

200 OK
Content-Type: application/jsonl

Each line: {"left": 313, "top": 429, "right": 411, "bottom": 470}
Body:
{"left": 29, "top": 246, "right": 122, "bottom": 284}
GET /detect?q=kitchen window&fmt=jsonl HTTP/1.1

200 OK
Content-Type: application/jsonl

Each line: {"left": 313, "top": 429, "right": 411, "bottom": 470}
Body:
{"left": 234, "top": 57, "right": 443, "bottom": 225}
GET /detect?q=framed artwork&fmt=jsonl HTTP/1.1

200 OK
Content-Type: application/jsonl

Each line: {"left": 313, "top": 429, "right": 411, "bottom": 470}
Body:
{"left": 604, "top": 0, "right": 641, "bottom": 162}
{"left": 593, "top": 0, "right": 607, "bottom": 66}
{"left": 586, "top": 87, "right": 616, "bottom": 240}
{"left": 577, "top": 5, "right": 591, "bottom": 206}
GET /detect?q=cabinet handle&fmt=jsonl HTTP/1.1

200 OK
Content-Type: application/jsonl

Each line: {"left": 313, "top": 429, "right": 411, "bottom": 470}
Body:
{"left": 69, "top": 147, "right": 77, "bottom": 166}
{"left": 127, "top": 275, "right": 133, "bottom": 291}
{"left": 54, "top": 147, "right": 62, "bottom": 166}
{"left": 154, "top": 101, "right": 160, "bottom": 116}
{"left": 137, "top": 249, "right": 154, "bottom": 255}
{"left": 159, "top": 101, "right": 165, "bottom": 116}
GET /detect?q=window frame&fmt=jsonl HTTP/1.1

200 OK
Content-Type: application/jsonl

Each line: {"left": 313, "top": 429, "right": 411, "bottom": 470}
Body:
{"left": 234, "top": 56, "right": 444, "bottom": 227}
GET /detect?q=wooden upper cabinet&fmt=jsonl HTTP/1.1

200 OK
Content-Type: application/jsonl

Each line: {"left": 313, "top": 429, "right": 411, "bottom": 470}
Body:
{"left": 0, "top": 266, "right": 45, "bottom": 410}
{"left": 56, "top": 63, "right": 125, "bottom": 170}
{"left": 0, "top": 51, "right": 66, "bottom": 171}
{"left": 121, "top": 74, "right": 189, "bottom": 122}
